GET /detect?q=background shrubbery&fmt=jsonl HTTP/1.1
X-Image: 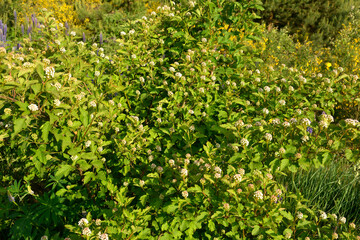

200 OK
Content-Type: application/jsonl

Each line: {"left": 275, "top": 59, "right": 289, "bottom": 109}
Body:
{"left": 259, "top": 0, "right": 360, "bottom": 45}
{"left": 1, "top": 0, "right": 360, "bottom": 239}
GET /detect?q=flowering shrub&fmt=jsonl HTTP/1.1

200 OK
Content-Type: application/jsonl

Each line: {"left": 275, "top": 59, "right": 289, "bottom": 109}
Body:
{"left": 18, "top": 0, "right": 102, "bottom": 26}
{"left": 1, "top": 0, "right": 360, "bottom": 239}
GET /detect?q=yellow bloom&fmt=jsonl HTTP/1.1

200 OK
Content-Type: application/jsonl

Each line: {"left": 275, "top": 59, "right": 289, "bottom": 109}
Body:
{"left": 325, "top": 62, "right": 332, "bottom": 69}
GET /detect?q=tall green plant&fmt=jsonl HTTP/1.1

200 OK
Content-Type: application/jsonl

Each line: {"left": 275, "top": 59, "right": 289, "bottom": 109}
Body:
{"left": 259, "top": 0, "right": 360, "bottom": 45}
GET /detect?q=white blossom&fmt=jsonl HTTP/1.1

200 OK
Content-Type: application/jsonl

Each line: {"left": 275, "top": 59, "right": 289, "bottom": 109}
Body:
{"left": 54, "top": 99, "right": 61, "bottom": 106}
{"left": 78, "top": 218, "right": 89, "bottom": 227}
{"left": 254, "top": 190, "right": 263, "bottom": 200}
{"left": 82, "top": 227, "right": 91, "bottom": 236}
{"left": 28, "top": 104, "right": 39, "bottom": 112}
{"left": 264, "top": 133, "right": 272, "bottom": 141}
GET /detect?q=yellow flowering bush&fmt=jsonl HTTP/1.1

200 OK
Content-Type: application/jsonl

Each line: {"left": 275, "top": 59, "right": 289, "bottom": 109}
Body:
{"left": 18, "top": 0, "right": 101, "bottom": 26}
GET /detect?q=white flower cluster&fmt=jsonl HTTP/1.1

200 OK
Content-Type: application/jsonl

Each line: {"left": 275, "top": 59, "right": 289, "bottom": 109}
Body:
{"left": 339, "top": 216, "right": 346, "bottom": 224}
{"left": 75, "top": 92, "right": 86, "bottom": 101}
{"left": 320, "top": 211, "right": 327, "bottom": 220}
{"left": 45, "top": 66, "right": 55, "bottom": 78}
{"left": 345, "top": 118, "right": 359, "bottom": 127}
{"left": 240, "top": 138, "right": 249, "bottom": 147}
{"left": 254, "top": 190, "right": 263, "bottom": 200}
{"left": 233, "top": 174, "right": 242, "bottom": 183}
{"left": 54, "top": 99, "right": 61, "bottom": 107}
{"left": 98, "top": 232, "right": 109, "bottom": 240}
{"left": 78, "top": 218, "right": 89, "bottom": 227}
{"left": 301, "top": 118, "right": 311, "bottom": 126}
{"left": 180, "top": 168, "right": 188, "bottom": 177}
{"left": 28, "top": 104, "right": 39, "bottom": 112}
{"left": 82, "top": 227, "right": 92, "bottom": 236}
{"left": 264, "top": 133, "right": 272, "bottom": 141}
{"left": 319, "top": 113, "right": 334, "bottom": 129}
{"left": 214, "top": 166, "right": 222, "bottom": 179}
{"left": 23, "top": 62, "right": 34, "bottom": 68}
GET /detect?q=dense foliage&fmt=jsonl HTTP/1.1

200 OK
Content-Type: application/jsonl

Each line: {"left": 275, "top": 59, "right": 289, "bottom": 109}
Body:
{"left": 1, "top": 0, "right": 360, "bottom": 239}
{"left": 259, "top": 0, "right": 360, "bottom": 45}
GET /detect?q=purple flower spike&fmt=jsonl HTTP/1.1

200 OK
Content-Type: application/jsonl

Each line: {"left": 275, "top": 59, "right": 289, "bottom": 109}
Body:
{"left": 14, "top": 10, "right": 17, "bottom": 23}
{"left": 31, "top": 14, "right": 35, "bottom": 26}
{"left": 8, "top": 193, "right": 15, "bottom": 203}
{"left": 34, "top": 17, "right": 38, "bottom": 27}
{"left": 21, "top": 24, "right": 24, "bottom": 34}
{"left": 27, "top": 26, "right": 32, "bottom": 35}
{"left": 100, "top": 33, "right": 103, "bottom": 45}
{"left": 3, "top": 24, "right": 7, "bottom": 36}
{"left": 65, "top": 21, "right": 69, "bottom": 30}
{"left": 83, "top": 32, "right": 86, "bottom": 42}
{"left": 0, "top": 30, "right": 3, "bottom": 42}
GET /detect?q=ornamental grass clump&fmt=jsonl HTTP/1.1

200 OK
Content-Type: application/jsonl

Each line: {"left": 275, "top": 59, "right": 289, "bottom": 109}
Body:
{"left": 1, "top": 0, "right": 360, "bottom": 239}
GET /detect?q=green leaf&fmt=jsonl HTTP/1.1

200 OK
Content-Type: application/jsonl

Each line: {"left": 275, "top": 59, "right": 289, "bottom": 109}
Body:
{"left": 41, "top": 122, "right": 51, "bottom": 142}
{"left": 55, "top": 165, "right": 73, "bottom": 178}
{"left": 83, "top": 172, "right": 96, "bottom": 184}
{"left": 280, "top": 211, "right": 294, "bottom": 221}
{"left": 288, "top": 164, "right": 298, "bottom": 173}
{"left": 208, "top": 220, "right": 216, "bottom": 232}
{"left": 137, "top": 228, "right": 151, "bottom": 239}
{"left": 345, "top": 149, "right": 353, "bottom": 160}
{"left": 36, "top": 64, "right": 45, "bottom": 80}
{"left": 31, "top": 83, "right": 42, "bottom": 95}
{"left": 80, "top": 108, "right": 89, "bottom": 127}
{"left": 56, "top": 189, "right": 67, "bottom": 197}
{"left": 280, "top": 159, "right": 289, "bottom": 171}
{"left": 12, "top": 118, "right": 26, "bottom": 138}
{"left": 252, "top": 225, "right": 260, "bottom": 236}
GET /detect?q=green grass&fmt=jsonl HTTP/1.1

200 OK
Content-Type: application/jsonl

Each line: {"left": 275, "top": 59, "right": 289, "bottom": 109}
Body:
{"left": 282, "top": 158, "right": 360, "bottom": 224}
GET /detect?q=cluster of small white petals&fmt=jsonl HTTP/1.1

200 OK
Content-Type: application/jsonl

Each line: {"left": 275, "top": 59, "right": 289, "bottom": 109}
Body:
{"left": 45, "top": 66, "right": 55, "bottom": 78}
{"left": 82, "top": 227, "right": 91, "bottom": 236}
{"left": 299, "top": 75, "right": 307, "bottom": 83}
{"left": 98, "top": 233, "right": 109, "bottom": 240}
{"left": 279, "top": 100, "right": 286, "bottom": 106}
{"left": 214, "top": 166, "right": 222, "bottom": 178}
{"left": 233, "top": 174, "right": 242, "bottom": 183}
{"left": 180, "top": 168, "right": 188, "bottom": 177}
{"left": 264, "top": 133, "right": 272, "bottom": 141}
{"left": 235, "top": 120, "right": 244, "bottom": 127}
{"left": 301, "top": 135, "right": 309, "bottom": 143}
{"left": 240, "top": 138, "right": 249, "bottom": 147}
{"left": 78, "top": 218, "right": 89, "bottom": 227}
{"left": 282, "top": 121, "right": 290, "bottom": 127}
{"left": 254, "top": 190, "right": 263, "bottom": 200}
{"left": 89, "top": 100, "right": 97, "bottom": 108}
{"left": 345, "top": 118, "right": 359, "bottom": 127}
{"left": 28, "top": 104, "right": 39, "bottom": 112}
{"left": 301, "top": 118, "right": 311, "bottom": 126}
{"left": 320, "top": 211, "right": 327, "bottom": 220}
{"left": 272, "top": 118, "right": 280, "bottom": 125}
